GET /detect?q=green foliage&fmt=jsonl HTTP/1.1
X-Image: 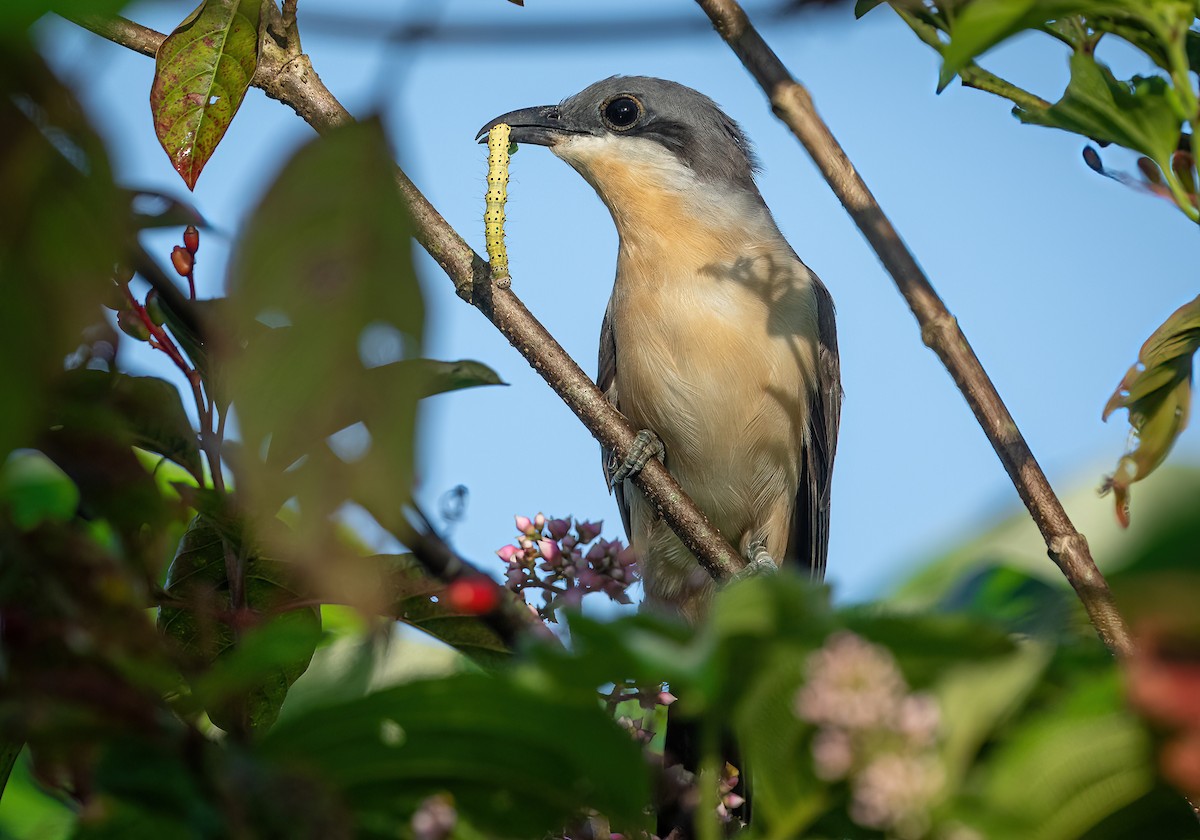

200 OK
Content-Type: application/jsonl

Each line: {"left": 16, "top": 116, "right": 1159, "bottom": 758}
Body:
{"left": 0, "top": 47, "right": 131, "bottom": 466}
{"left": 158, "top": 515, "right": 321, "bottom": 734}
{"left": 149, "top": 0, "right": 263, "bottom": 190}
{"left": 261, "top": 675, "right": 651, "bottom": 838}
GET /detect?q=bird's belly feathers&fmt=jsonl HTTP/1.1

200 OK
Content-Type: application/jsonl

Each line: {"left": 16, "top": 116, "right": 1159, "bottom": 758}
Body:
{"left": 610, "top": 247, "right": 819, "bottom": 615}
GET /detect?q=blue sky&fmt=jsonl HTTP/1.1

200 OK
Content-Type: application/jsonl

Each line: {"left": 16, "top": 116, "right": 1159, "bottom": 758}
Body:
{"left": 40, "top": 0, "right": 1199, "bottom": 604}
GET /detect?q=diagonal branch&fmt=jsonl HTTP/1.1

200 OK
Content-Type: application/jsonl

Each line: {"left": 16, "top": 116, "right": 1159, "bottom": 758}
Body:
{"left": 693, "top": 0, "right": 1133, "bottom": 658}
{"left": 63, "top": 8, "right": 745, "bottom": 585}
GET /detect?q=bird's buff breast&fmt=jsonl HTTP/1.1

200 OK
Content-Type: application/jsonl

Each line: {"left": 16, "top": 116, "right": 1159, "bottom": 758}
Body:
{"left": 611, "top": 239, "right": 819, "bottom": 613}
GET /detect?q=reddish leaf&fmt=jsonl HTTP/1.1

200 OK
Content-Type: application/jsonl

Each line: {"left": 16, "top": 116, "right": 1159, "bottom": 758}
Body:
{"left": 1102, "top": 295, "right": 1200, "bottom": 526}
{"left": 150, "top": 0, "right": 262, "bottom": 190}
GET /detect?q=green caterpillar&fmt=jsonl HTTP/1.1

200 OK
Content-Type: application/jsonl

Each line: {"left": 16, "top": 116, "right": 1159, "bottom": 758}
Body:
{"left": 485, "top": 123, "right": 512, "bottom": 285}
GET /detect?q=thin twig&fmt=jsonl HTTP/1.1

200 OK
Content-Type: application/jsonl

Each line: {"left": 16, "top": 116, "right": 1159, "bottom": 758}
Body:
{"left": 62, "top": 7, "right": 745, "bottom": 585}
{"left": 693, "top": 0, "right": 1133, "bottom": 658}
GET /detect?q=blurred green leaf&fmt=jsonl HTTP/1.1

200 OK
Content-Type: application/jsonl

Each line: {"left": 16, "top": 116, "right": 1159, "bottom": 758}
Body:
{"left": 127, "top": 189, "right": 206, "bottom": 230}
{"left": 0, "top": 450, "right": 79, "bottom": 530}
{"left": 842, "top": 608, "right": 1015, "bottom": 688}
{"left": 1101, "top": 294, "right": 1198, "bottom": 526}
{"left": 937, "top": 563, "right": 1075, "bottom": 637}
{"left": 0, "top": 748, "right": 72, "bottom": 840}
{"left": 1015, "top": 52, "right": 1181, "bottom": 164}
{"left": 260, "top": 357, "right": 502, "bottom": 472}
{"left": 37, "top": 384, "right": 177, "bottom": 570}
{"left": 158, "top": 515, "right": 320, "bottom": 733}
{"left": 85, "top": 738, "right": 222, "bottom": 839}
{"left": 222, "top": 118, "right": 424, "bottom": 556}
{"left": 935, "top": 641, "right": 1052, "bottom": 787}
{"left": 260, "top": 674, "right": 651, "bottom": 837}
{"left": 0, "top": 47, "right": 131, "bottom": 464}
{"left": 5, "top": 1, "right": 129, "bottom": 31}
{"left": 60, "top": 370, "right": 203, "bottom": 481}
{"left": 735, "top": 647, "right": 827, "bottom": 837}
{"left": 149, "top": 0, "right": 262, "bottom": 190}
{"left": 974, "top": 672, "right": 1157, "bottom": 840}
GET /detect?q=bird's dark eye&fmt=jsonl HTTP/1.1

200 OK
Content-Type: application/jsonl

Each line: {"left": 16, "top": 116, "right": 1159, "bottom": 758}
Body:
{"left": 602, "top": 96, "right": 641, "bottom": 130}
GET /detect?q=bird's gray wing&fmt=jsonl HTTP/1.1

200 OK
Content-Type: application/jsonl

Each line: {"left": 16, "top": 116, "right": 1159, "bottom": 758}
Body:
{"left": 598, "top": 304, "right": 632, "bottom": 539}
{"left": 786, "top": 275, "right": 842, "bottom": 579}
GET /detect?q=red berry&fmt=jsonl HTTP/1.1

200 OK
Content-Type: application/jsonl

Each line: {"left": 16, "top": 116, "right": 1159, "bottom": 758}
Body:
{"left": 183, "top": 224, "right": 200, "bottom": 255}
{"left": 170, "top": 246, "right": 193, "bottom": 277}
{"left": 445, "top": 578, "right": 500, "bottom": 614}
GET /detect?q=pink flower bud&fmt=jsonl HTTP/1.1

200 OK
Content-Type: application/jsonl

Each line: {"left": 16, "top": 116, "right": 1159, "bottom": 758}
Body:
{"left": 515, "top": 515, "right": 533, "bottom": 533}
{"left": 496, "top": 544, "right": 521, "bottom": 563}
{"left": 538, "top": 538, "right": 562, "bottom": 565}
{"left": 576, "top": 520, "right": 603, "bottom": 543}
{"left": 534, "top": 512, "right": 546, "bottom": 530}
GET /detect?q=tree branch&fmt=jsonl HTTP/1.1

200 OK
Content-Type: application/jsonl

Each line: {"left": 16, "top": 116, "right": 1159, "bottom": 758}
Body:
{"left": 63, "top": 9, "right": 745, "bottom": 585}
{"left": 693, "top": 0, "right": 1134, "bottom": 658}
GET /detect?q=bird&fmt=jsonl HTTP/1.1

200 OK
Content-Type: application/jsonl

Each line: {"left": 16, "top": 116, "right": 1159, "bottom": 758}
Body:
{"left": 478, "top": 76, "right": 841, "bottom": 834}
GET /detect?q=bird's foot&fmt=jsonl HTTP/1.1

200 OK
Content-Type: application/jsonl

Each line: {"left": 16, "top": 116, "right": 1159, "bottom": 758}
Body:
{"left": 611, "top": 429, "right": 665, "bottom": 483}
{"left": 731, "top": 538, "right": 779, "bottom": 584}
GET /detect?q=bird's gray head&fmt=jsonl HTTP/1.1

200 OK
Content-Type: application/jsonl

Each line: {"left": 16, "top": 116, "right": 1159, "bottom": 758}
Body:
{"left": 476, "top": 77, "right": 760, "bottom": 204}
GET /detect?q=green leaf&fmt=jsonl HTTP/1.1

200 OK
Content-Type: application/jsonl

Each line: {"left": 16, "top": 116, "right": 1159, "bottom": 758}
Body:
{"left": 1014, "top": 51, "right": 1181, "bottom": 164}
{"left": 410, "top": 358, "right": 507, "bottom": 397}
{"left": 937, "top": 0, "right": 1040, "bottom": 91}
{"left": 260, "top": 674, "right": 652, "bottom": 837}
{"left": 377, "top": 554, "right": 511, "bottom": 669}
{"left": 0, "top": 450, "right": 80, "bottom": 530}
{"left": 158, "top": 515, "right": 320, "bottom": 733}
{"left": 221, "top": 118, "right": 424, "bottom": 551}
{"left": 0, "top": 48, "right": 131, "bottom": 464}
{"left": 1101, "top": 294, "right": 1199, "bottom": 526}
{"left": 149, "top": 0, "right": 262, "bottom": 190}
{"left": 853, "top": 0, "right": 889, "bottom": 18}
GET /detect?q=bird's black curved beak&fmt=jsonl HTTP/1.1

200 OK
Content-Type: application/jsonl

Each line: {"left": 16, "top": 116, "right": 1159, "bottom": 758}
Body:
{"left": 475, "top": 105, "right": 575, "bottom": 147}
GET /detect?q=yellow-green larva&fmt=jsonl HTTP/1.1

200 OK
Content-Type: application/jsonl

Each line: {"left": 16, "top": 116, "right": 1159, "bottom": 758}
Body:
{"left": 485, "top": 123, "right": 512, "bottom": 284}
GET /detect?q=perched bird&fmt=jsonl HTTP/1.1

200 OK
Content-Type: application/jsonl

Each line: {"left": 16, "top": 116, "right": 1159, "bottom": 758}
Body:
{"left": 478, "top": 77, "right": 841, "bottom": 833}
{"left": 479, "top": 76, "right": 841, "bottom": 615}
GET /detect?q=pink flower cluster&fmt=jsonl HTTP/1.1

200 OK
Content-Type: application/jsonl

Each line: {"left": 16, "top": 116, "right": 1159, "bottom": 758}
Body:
{"left": 795, "top": 631, "right": 945, "bottom": 839}
{"left": 496, "top": 514, "right": 639, "bottom": 621}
